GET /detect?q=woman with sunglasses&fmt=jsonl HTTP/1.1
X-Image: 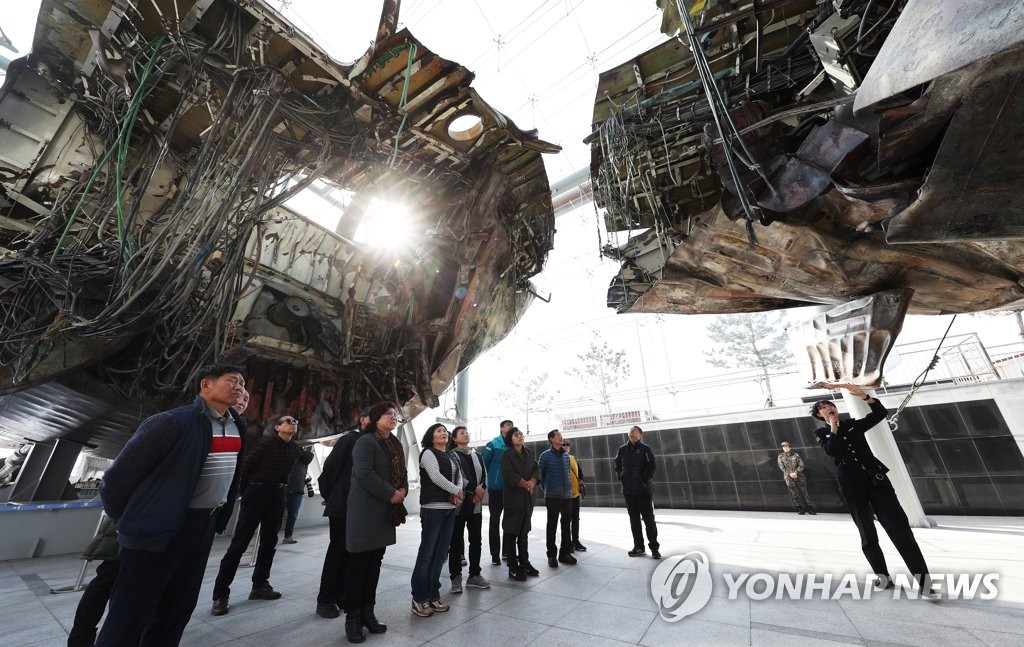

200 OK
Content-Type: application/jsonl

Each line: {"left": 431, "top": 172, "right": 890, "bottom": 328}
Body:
{"left": 343, "top": 402, "right": 408, "bottom": 643}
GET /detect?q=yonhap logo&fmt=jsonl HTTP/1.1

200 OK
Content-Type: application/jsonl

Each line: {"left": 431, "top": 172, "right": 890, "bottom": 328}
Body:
{"left": 650, "top": 551, "right": 714, "bottom": 622}
{"left": 649, "top": 551, "right": 1000, "bottom": 622}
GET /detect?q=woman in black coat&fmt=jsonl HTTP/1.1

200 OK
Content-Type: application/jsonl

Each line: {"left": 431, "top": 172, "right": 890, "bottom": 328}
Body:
{"left": 343, "top": 401, "right": 408, "bottom": 642}
{"left": 500, "top": 427, "right": 540, "bottom": 581}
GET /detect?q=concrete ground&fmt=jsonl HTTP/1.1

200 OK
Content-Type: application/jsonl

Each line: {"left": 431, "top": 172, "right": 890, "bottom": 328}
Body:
{"left": 3, "top": 507, "right": 1023, "bottom": 646}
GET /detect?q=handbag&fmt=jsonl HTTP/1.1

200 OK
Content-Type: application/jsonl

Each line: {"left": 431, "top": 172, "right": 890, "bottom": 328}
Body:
{"left": 387, "top": 501, "right": 408, "bottom": 526}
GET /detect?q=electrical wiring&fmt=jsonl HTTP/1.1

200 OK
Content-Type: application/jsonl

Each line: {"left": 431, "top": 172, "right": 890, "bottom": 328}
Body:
{"left": 0, "top": 6, "right": 350, "bottom": 397}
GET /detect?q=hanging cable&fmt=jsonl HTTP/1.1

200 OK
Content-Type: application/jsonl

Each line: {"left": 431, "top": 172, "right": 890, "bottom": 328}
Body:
{"left": 672, "top": 0, "right": 777, "bottom": 245}
{"left": 387, "top": 42, "right": 418, "bottom": 169}
{"left": 888, "top": 314, "right": 958, "bottom": 432}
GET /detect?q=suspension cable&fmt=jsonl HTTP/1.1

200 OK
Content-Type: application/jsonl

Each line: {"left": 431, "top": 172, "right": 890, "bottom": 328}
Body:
{"left": 888, "top": 315, "right": 958, "bottom": 431}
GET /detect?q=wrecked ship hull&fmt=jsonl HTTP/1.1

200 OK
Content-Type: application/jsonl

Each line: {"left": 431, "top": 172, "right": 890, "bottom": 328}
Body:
{"left": 592, "top": 0, "right": 1024, "bottom": 316}
{"left": 0, "top": 0, "right": 557, "bottom": 458}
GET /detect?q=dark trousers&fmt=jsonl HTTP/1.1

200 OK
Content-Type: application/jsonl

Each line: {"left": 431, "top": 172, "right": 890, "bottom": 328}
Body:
{"left": 502, "top": 531, "right": 530, "bottom": 569}
{"left": 624, "top": 494, "right": 659, "bottom": 550}
{"left": 95, "top": 509, "right": 216, "bottom": 647}
{"left": 449, "top": 511, "right": 483, "bottom": 578}
{"left": 343, "top": 547, "right": 385, "bottom": 613}
{"left": 839, "top": 467, "right": 929, "bottom": 585}
{"left": 487, "top": 488, "right": 504, "bottom": 560}
{"left": 284, "top": 492, "right": 304, "bottom": 537}
{"left": 570, "top": 496, "right": 581, "bottom": 544}
{"left": 545, "top": 498, "right": 572, "bottom": 558}
{"left": 213, "top": 484, "right": 285, "bottom": 599}
{"left": 317, "top": 514, "right": 348, "bottom": 605}
{"left": 68, "top": 559, "right": 120, "bottom": 647}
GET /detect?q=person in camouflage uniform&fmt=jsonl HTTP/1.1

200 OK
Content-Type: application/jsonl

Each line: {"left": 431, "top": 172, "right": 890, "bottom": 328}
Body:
{"left": 778, "top": 442, "right": 816, "bottom": 514}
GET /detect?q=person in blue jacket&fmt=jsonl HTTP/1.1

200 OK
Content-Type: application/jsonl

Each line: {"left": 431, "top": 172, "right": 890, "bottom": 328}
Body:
{"left": 481, "top": 419, "right": 512, "bottom": 565}
{"left": 538, "top": 429, "right": 577, "bottom": 568}
{"left": 95, "top": 364, "right": 247, "bottom": 647}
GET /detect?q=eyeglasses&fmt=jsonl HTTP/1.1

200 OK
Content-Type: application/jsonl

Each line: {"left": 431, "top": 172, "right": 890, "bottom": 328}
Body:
{"left": 279, "top": 418, "right": 298, "bottom": 425}
{"left": 385, "top": 409, "right": 405, "bottom": 422}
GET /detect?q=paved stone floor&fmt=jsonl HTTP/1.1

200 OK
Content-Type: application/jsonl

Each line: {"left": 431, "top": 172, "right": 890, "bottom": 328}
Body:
{"left": 3, "top": 508, "right": 1023, "bottom": 646}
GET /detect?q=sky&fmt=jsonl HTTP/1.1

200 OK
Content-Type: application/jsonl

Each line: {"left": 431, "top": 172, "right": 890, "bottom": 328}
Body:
{"left": 3, "top": 1, "right": 1022, "bottom": 445}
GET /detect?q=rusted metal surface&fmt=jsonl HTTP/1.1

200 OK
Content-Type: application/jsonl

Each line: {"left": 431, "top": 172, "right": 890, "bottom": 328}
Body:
{"left": 592, "top": 0, "right": 1024, "bottom": 317}
{"left": 854, "top": 0, "right": 1024, "bottom": 112}
{"left": 0, "top": 0, "right": 558, "bottom": 456}
{"left": 885, "top": 53, "right": 1024, "bottom": 243}
{"left": 788, "top": 289, "right": 914, "bottom": 389}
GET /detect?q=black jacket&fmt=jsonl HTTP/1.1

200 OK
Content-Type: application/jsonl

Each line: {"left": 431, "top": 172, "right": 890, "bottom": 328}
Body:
{"left": 318, "top": 431, "right": 361, "bottom": 517}
{"left": 814, "top": 399, "right": 891, "bottom": 481}
{"left": 614, "top": 440, "right": 656, "bottom": 496}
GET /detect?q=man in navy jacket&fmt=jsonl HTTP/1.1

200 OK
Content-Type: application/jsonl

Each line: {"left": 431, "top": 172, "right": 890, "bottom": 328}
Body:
{"left": 96, "top": 364, "right": 247, "bottom": 646}
{"left": 538, "top": 429, "right": 577, "bottom": 568}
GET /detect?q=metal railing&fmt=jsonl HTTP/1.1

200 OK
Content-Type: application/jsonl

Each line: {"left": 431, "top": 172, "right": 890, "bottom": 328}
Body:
{"left": 545, "top": 335, "right": 1024, "bottom": 427}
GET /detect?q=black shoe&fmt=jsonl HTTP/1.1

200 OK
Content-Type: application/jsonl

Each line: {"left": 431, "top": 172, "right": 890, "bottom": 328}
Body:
{"left": 651, "top": 549, "right": 662, "bottom": 560}
{"left": 798, "top": 510, "right": 807, "bottom": 515}
{"left": 521, "top": 562, "right": 540, "bottom": 577}
{"left": 362, "top": 604, "right": 387, "bottom": 633}
{"left": 316, "top": 602, "right": 340, "bottom": 618}
{"left": 572, "top": 541, "right": 588, "bottom": 552}
{"left": 211, "top": 597, "right": 229, "bottom": 616}
{"left": 345, "top": 611, "right": 366, "bottom": 643}
{"left": 249, "top": 584, "right": 282, "bottom": 600}
{"left": 558, "top": 553, "right": 578, "bottom": 565}
{"left": 508, "top": 568, "right": 527, "bottom": 582}
{"left": 807, "top": 510, "right": 817, "bottom": 515}
{"left": 548, "top": 557, "right": 558, "bottom": 568}
{"left": 628, "top": 547, "right": 646, "bottom": 557}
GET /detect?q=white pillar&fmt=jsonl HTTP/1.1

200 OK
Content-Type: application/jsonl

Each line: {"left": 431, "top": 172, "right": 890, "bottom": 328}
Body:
{"left": 841, "top": 390, "right": 932, "bottom": 528}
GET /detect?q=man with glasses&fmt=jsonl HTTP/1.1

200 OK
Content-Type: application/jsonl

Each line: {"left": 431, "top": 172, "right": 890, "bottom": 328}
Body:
{"left": 778, "top": 441, "right": 815, "bottom": 515}
{"left": 211, "top": 413, "right": 302, "bottom": 616}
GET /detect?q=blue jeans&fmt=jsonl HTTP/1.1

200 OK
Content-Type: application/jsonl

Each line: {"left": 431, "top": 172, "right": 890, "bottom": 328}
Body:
{"left": 284, "top": 492, "right": 304, "bottom": 537}
{"left": 411, "top": 508, "right": 456, "bottom": 602}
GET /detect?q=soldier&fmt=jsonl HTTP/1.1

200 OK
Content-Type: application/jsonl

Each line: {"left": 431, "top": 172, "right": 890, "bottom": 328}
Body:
{"left": 777, "top": 442, "right": 816, "bottom": 514}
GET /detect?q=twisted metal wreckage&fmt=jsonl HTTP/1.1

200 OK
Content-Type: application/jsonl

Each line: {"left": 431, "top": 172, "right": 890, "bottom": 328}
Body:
{"left": 591, "top": 0, "right": 1024, "bottom": 322}
{"left": 0, "top": 0, "right": 558, "bottom": 460}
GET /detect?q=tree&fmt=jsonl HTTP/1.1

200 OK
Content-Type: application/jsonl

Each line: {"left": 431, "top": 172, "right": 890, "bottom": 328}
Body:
{"left": 498, "top": 370, "right": 557, "bottom": 434}
{"left": 567, "top": 335, "right": 631, "bottom": 413}
{"left": 704, "top": 312, "right": 793, "bottom": 407}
